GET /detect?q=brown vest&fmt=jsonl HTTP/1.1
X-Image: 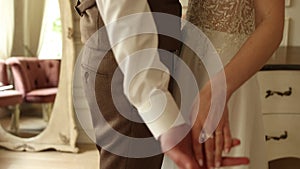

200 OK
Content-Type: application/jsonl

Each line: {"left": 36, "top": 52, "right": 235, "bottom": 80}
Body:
{"left": 76, "top": 0, "right": 182, "bottom": 51}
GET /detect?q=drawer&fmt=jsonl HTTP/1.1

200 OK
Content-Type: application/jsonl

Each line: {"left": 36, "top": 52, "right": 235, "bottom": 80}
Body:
{"left": 257, "top": 71, "right": 300, "bottom": 114}
{"left": 263, "top": 114, "right": 300, "bottom": 161}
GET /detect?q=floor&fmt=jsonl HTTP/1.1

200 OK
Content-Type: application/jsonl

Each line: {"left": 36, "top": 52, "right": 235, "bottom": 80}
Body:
{"left": 0, "top": 144, "right": 99, "bottom": 169}
{"left": 0, "top": 115, "right": 47, "bottom": 138}
{"left": 0, "top": 107, "right": 47, "bottom": 138}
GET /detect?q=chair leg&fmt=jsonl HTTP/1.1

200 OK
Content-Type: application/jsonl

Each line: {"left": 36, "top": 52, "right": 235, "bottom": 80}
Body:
{"left": 9, "top": 104, "right": 20, "bottom": 134}
{"left": 42, "top": 103, "right": 53, "bottom": 122}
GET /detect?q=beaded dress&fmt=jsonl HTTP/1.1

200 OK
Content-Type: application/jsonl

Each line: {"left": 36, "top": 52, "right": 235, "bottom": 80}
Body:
{"left": 162, "top": 0, "right": 268, "bottom": 168}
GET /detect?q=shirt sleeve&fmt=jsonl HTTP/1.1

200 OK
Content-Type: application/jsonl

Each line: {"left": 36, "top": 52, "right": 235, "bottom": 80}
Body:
{"left": 95, "top": 0, "right": 186, "bottom": 139}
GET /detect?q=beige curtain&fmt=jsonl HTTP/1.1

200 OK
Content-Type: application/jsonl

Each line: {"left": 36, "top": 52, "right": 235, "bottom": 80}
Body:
{"left": 23, "top": 0, "right": 46, "bottom": 56}
{"left": 11, "top": 0, "right": 45, "bottom": 56}
{"left": 0, "top": 0, "right": 15, "bottom": 59}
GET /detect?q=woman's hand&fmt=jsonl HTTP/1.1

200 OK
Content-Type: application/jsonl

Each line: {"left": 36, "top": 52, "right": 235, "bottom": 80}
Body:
{"left": 191, "top": 81, "right": 233, "bottom": 169}
{"left": 160, "top": 124, "right": 249, "bottom": 169}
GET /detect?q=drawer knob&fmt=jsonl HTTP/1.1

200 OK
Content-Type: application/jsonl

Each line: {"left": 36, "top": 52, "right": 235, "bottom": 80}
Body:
{"left": 266, "top": 131, "right": 288, "bottom": 141}
{"left": 265, "top": 87, "right": 292, "bottom": 98}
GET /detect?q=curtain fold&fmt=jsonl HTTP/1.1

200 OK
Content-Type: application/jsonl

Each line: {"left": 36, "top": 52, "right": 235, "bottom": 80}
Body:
{"left": 0, "top": 0, "right": 15, "bottom": 59}
{"left": 23, "top": 0, "right": 45, "bottom": 57}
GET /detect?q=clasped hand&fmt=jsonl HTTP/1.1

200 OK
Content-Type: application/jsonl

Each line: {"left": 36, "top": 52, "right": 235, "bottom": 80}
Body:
{"left": 160, "top": 82, "right": 249, "bottom": 169}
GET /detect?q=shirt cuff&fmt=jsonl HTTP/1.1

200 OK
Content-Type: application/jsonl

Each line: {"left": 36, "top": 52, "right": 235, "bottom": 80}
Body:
{"left": 138, "top": 91, "right": 186, "bottom": 139}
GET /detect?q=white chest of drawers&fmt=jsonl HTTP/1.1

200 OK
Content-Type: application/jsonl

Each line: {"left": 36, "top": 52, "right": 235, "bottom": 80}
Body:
{"left": 258, "top": 47, "right": 300, "bottom": 164}
{"left": 258, "top": 71, "right": 300, "bottom": 161}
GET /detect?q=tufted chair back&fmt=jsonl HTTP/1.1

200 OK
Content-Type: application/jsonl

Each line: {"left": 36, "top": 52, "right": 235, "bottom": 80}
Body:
{"left": 6, "top": 57, "right": 60, "bottom": 98}
{"left": 0, "top": 59, "right": 9, "bottom": 86}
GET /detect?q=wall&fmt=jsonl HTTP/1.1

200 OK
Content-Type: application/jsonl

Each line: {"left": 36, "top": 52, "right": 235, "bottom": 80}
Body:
{"left": 286, "top": 0, "right": 300, "bottom": 46}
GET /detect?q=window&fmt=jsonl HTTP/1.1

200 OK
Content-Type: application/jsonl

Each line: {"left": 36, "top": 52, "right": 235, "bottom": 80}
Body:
{"left": 38, "top": 0, "right": 62, "bottom": 59}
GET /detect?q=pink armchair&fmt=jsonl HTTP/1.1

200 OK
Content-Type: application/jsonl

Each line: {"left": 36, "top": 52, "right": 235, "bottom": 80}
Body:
{"left": 0, "top": 59, "right": 23, "bottom": 133}
{"left": 6, "top": 57, "right": 61, "bottom": 121}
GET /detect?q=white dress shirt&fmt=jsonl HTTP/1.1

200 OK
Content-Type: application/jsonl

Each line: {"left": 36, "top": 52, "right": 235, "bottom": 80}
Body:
{"left": 95, "top": 0, "right": 185, "bottom": 139}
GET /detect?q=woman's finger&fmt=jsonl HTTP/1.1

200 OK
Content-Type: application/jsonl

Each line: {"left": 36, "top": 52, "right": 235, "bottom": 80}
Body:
{"left": 193, "top": 138, "right": 204, "bottom": 167}
{"left": 221, "top": 157, "right": 250, "bottom": 167}
{"left": 223, "top": 121, "right": 232, "bottom": 154}
{"left": 191, "top": 94, "right": 207, "bottom": 168}
{"left": 223, "top": 108, "right": 232, "bottom": 154}
{"left": 214, "top": 129, "right": 224, "bottom": 168}
{"left": 218, "top": 138, "right": 249, "bottom": 167}
{"left": 231, "top": 138, "right": 241, "bottom": 147}
{"left": 204, "top": 136, "right": 215, "bottom": 169}
{"left": 192, "top": 124, "right": 204, "bottom": 167}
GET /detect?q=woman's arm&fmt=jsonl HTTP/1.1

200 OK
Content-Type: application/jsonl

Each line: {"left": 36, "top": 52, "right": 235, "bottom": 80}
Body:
{"left": 192, "top": 1, "right": 285, "bottom": 168}
{"left": 225, "top": 0, "right": 284, "bottom": 97}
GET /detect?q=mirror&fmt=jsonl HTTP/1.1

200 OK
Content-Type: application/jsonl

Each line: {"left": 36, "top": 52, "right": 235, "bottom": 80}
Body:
{"left": 0, "top": 0, "right": 62, "bottom": 138}
{"left": 0, "top": 0, "right": 78, "bottom": 152}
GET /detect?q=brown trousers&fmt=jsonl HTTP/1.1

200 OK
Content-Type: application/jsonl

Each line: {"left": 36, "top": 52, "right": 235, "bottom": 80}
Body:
{"left": 81, "top": 45, "right": 166, "bottom": 169}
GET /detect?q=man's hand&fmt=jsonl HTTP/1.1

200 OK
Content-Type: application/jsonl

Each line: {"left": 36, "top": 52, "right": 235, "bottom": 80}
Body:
{"left": 160, "top": 124, "right": 201, "bottom": 169}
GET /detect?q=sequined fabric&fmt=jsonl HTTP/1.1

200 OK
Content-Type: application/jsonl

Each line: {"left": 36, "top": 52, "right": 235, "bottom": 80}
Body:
{"left": 186, "top": 0, "right": 255, "bottom": 35}
{"left": 182, "top": 0, "right": 256, "bottom": 65}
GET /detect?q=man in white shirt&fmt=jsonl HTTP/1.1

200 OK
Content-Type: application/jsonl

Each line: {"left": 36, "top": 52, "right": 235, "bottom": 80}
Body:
{"left": 76, "top": 0, "right": 249, "bottom": 168}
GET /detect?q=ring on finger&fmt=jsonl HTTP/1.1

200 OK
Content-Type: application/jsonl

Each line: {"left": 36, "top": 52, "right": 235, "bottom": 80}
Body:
{"left": 215, "top": 131, "right": 223, "bottom": 135}
{"left": 200, "top": 130, "right": 214, "bottom": 142}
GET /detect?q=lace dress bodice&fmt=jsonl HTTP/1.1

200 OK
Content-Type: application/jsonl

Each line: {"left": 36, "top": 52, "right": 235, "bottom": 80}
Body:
{"left": 186, "top": 0, "right": 255, "bottom": 35}
{"left": 184, "top": 0, "right": 256, "bottom": 64}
